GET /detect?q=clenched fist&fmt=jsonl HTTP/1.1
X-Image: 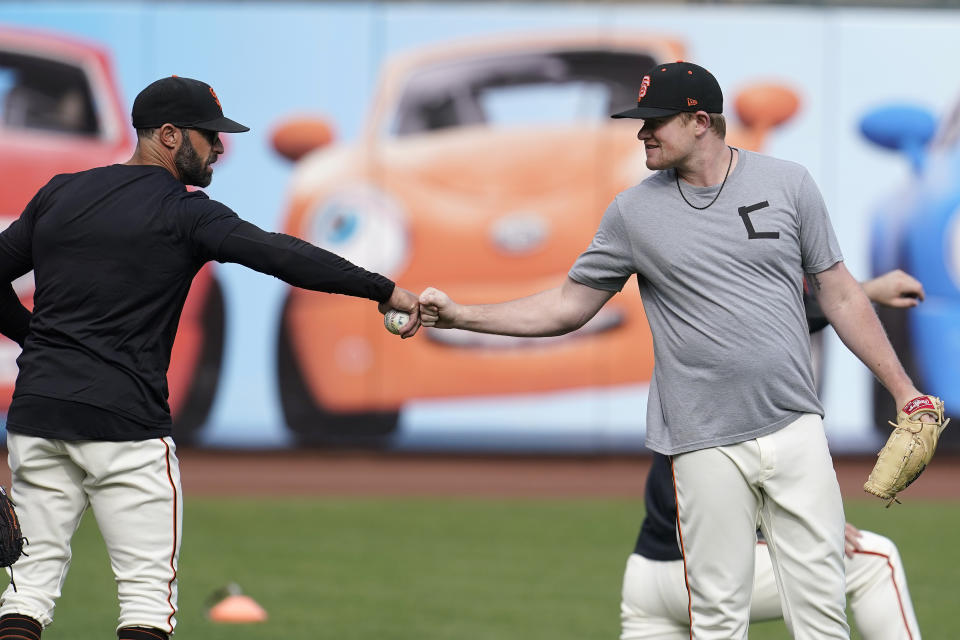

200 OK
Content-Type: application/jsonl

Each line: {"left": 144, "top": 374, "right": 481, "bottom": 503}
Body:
{"left": 419, "top": 287, "right": 459, "bottom": 329}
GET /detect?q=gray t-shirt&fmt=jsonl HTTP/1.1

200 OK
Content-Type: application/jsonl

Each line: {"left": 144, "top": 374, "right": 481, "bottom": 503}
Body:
{"left": 569, "top": 149, "right": 843, "bottom": 455}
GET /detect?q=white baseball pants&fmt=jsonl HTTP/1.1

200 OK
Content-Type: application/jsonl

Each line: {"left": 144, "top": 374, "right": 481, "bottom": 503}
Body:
{"left": 670, "top": 413, "right": 849, "bottom": 639}
{"left": 0, "top": 433, "right": 182, "bottom": 634}
{"left": 621, "top": 531, "right": 921, "bottom": 639}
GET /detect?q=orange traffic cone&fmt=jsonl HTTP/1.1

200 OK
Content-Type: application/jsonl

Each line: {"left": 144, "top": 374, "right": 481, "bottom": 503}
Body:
{"left": 206, "top": 583, "right": 268, "bottom": 624}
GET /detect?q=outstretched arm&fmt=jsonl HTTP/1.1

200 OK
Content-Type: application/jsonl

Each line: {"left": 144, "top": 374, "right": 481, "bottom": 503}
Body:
{"left": 420, "top": 276, "right": 615, "bottom": 337}
{"left": 807, "top": 262, "right": 921, "bottom": 408}
{"left": 216, "top": 220, "right": 420, "bottom": 337}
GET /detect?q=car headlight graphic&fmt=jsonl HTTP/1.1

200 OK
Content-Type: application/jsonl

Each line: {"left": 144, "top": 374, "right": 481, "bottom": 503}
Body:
{"left": 310, "top": 184, "right": 409, "bottom": 277}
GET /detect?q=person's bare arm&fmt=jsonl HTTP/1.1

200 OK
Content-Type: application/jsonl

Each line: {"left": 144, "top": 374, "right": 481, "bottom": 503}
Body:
{"left": 808, "top": 262, "right": 921, "bottom": 408}
{"left": 419, "top": 276, "right": 616, "bottom": 337}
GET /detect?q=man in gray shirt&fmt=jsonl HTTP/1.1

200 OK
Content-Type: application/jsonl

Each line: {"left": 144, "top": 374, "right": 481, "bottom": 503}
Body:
{"left": 419, "top": 61, "right": 937, "bottom": 639}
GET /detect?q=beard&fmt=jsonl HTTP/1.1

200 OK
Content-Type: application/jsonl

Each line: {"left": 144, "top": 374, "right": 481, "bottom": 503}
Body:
{"left": 175, "top": 133, "right": 213, "bottom": 187}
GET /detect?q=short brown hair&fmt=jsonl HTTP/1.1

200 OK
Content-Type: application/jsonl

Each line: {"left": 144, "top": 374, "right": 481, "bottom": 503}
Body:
{"left": 136, "top": 127, "right": 158, "bottom": 140}
{"left": 679, "top": 112, "right": 726, "bottom": 138}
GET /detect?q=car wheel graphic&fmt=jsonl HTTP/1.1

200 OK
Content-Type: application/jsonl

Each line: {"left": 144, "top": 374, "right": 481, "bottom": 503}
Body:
{"left": 276, "top": 294, "right": 399, "bottom": 447}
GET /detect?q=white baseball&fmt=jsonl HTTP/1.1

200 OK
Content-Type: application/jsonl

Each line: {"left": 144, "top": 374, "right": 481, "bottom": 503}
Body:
{"left": 383, "top": 309, "right": 410, "bottom": 335}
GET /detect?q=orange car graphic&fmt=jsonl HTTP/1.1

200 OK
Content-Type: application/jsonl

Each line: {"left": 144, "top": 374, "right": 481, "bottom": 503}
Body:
{"left": 271, "top": 32, "right": 799, "bottom": 445}
{"left": 0, "top": 26, "right": 224, "bottom": 442}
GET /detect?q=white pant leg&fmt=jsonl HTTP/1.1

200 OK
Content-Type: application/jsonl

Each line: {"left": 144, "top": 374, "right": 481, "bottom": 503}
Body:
{"left": 0, "top": 433, "right": 90, "bottom": 627}
{"left": 71, "top": 437, "right": 182, "bottom": 634}
{"left": 621, "top": 545, "right": 786, "bottom": 640}
{"left": 756, "top": 414, "right": 849, "bottom": 640}
{"left": 718, "top": 533, "right": 918, "bottom": 640}
{"left": 749, "top": 542, "right": 785, "bottom": 622}
{"left": 845, "top": 530, "right": 921, "bottom": 640}
{"left": 620, "top": 554, "right": 690, "bottom": 640}
{"left": 626, "top": 531, "right": 920, "bottom": 640}
{"left": 672, "top": 444, "right": 763, "bottom": 640}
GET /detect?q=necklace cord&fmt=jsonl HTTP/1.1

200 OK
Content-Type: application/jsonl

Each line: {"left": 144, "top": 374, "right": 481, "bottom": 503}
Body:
{"left": 675, "top": 146, "right": 734, "bottom": 211}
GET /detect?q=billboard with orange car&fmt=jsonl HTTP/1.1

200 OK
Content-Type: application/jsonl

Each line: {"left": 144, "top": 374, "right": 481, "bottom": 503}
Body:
{"left": 3, "top": 4, "right": 959, "bottom": 452}
{"left": 270, "top": 32, "right": 799, "bottom": 446}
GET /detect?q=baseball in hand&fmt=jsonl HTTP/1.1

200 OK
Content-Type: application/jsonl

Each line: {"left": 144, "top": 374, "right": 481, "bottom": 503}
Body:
{"left": 383, "top": 309, "right": 410, "bottom": 335}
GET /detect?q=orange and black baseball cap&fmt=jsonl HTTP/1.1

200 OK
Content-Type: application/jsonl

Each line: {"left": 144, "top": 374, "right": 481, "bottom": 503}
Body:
{"left": 131, "top": 76, "right": 249, "bottom": 133}
{"left": 612, "top": 61, "right": 722, "bottom": 119}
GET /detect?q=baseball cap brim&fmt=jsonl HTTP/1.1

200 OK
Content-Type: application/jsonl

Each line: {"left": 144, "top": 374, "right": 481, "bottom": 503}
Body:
{"left": 193, "top": 115, "right": 250, "bottom": 133}
{"left": 611, "top": 105, "right": 683, "bottom": 119}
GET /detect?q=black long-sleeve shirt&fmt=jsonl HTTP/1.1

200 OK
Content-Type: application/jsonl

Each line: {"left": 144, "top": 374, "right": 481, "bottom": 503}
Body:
{"left": 0, "top": 284, "right": 29, "bottom": 346}
{"left": 0, "top": 164, "right": 394, "bottom": 440}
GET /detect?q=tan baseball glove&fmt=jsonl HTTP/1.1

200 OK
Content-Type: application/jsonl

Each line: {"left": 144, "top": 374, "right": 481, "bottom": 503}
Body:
{"left": 864, "top": 395, "right": 949, "bottom": 506}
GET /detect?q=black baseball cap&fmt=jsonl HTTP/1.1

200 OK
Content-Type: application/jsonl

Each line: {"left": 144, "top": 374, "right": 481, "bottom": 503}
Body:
{"left": 131, "top": 76, "right": 249, "bottom": 133}
{"left": 612, "top": 61, "right": 723, "bottom": 120}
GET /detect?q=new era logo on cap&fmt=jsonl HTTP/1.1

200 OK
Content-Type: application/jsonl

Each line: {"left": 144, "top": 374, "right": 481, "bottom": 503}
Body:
{"left": 612, "top": 61, "right": 723, "bottom": 120}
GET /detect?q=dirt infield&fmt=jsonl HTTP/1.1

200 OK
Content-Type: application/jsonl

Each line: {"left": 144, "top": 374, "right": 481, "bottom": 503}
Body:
{"left": 0, "top": 449, "right": 954, "bottom": 499}
{"left": 171, "top": 450, "right": 959, "bottom": 499}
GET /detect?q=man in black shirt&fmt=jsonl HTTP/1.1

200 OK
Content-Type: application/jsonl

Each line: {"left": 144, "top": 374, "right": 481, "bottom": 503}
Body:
{"left": 0, "top": 76, "right": 420, "bottom": 640}
{"left": 621, "top": 270, "right": 924, "bottom": 640}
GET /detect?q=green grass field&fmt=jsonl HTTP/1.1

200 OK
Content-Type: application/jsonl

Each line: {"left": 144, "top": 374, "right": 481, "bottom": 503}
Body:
{"left": 6, "top": 497, "right": 956, "bottom": 639}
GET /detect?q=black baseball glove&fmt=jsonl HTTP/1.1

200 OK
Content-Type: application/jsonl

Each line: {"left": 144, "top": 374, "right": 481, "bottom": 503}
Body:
{"left": 0, "top": 487, "right": 26, "bottom": 590}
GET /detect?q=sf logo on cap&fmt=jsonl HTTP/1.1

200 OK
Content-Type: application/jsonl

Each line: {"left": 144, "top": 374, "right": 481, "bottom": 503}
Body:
{"left": 637, "top": 75, "right": 651, "bottom": 101}
{"left": 209, "top": 87, "right": 222, "bottom": 108}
